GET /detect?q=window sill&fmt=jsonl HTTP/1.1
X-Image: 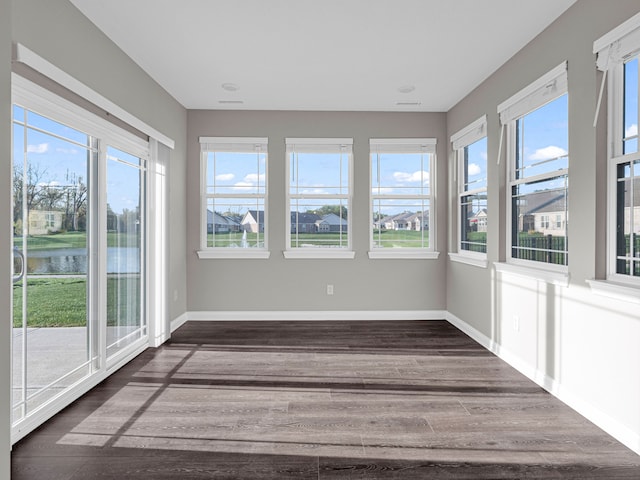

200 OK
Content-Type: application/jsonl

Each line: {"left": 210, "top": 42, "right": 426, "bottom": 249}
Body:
{"left": 448, "top": 252, "right": 487, "bottom": 268}
{"left": 494, "top": 261, "right": 570, "bottom": 287}
{"left": 197, "top": 249, "right": 271, "bottom": 259}
{"left": 368, "top": 250, "right": 440, "bottom": 260}
{"left": 586, "top": 279, "right": 640, "bottom": 304}
{"left": 283, "top": 249, "right": 355, "bottom": 260}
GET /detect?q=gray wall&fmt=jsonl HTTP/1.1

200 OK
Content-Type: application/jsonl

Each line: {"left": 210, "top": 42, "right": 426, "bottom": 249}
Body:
{"left": 11, "top": 0, "right": 189, "bottom": 324}
{"left": 446, "top": 0, "right": 640, "bottom": 339}
{"left": 187, "top": 110, "right": 447, "bottom": 313}
{"left": 1, "top": 0, "right": 11, "bottom": 476}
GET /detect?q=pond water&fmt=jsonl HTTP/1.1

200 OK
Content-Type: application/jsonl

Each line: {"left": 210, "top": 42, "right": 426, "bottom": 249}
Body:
{"left": 25, "top": 247, "right": 140, "bottom": 274}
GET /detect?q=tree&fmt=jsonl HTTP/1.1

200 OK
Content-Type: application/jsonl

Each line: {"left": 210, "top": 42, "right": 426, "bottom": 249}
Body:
{"left": 308, "top": 205, "right": 348, "bottom": 219}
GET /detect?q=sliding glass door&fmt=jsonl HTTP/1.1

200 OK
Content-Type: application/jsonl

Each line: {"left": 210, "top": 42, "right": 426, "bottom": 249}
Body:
{"left": 11, "top": 76, "right": 150, "bottom": 436}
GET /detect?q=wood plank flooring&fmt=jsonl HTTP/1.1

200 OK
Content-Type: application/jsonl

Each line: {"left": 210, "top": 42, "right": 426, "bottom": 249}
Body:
{"left": 11, "top": 320, "right": 640, "bottom": 479}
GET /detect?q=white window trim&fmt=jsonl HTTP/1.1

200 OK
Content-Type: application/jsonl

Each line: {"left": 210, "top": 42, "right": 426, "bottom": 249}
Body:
{"left": 498, "top": 62, "right": 569, "bottom": 274}
{"left": 450, "top": 116, "right": 488, "bottom": 264}
{"left": 369, "top": 138, "right": 438, "bottom": 259}
{"left": 198, "top": 137, "right": 269, "bottom": 259}
{"left": 595, "top": 13, "right": 640, "bottom": 291}
{"left": 285, "top": 138, "right": 353, "bottom": 259}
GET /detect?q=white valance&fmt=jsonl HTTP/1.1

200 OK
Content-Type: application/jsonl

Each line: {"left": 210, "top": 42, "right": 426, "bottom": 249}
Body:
{"left": 450, "top": 116, "right": 487, "bottom": 151}
{"left": 286, "top": 138, "right": 353, "bottom": 154}
{"left": 199, "top": 137, "right": 268, "bottom": 153}
{"left": 594, "top": 11, "right": 640, "bottom": 71}
{"left": 369, "top": 138, "right": 436, "bottom": 154}
{"left": 497, "top": 62, "right": 568, "bottom": 125}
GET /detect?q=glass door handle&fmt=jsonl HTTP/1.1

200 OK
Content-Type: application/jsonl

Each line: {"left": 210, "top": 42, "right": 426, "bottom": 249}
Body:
{"left": 13, "top": 247, "right": 24, "bottom": 284}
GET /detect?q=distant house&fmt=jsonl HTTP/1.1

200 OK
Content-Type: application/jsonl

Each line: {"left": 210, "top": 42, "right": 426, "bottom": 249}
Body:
{"left": 469, "top": 209, "right": 488, "bottom": 232}
{"left": 242, "top": 210, "right": 265, "bottom": 233}
{"left": 291, "top": 212, "right": 321, "bottom": 233}
{"left": 28, "top": 210, "right": 63, "bottom": 235}
{"left": 316, "top": 213, "right": 348, "bottom": 232}
{"left": 207, "top": 210, "right": 241, "bottom": 234}
{"left": 517, "top": 191, "right": 567, "bottom": 236}
{"left": 375, "top": 212, "right": 424, "bottom": 231}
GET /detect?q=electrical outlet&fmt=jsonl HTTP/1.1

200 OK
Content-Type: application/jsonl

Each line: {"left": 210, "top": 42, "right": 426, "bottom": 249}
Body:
{"left": 327, "top": 284, "right": 334, "bottom": 295}
{"left": 513, "top": 315, "right": 520, "bottom": 332}
{"left": 173, "top": 289, "right": 178, "bottom": 302}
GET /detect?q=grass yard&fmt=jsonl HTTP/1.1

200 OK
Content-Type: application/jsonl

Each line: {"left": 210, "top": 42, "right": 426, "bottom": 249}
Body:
{"left": 13, "top": 276, "right": 141, "bottom": 328}
{"left": 13, "top": 277, "right": 87, "bottom": 328}
{"left": 16, "top": 231, "right": 139, "bottom": 251}
{"left": 372, "top": 229, "right": 429, "bottom": 248}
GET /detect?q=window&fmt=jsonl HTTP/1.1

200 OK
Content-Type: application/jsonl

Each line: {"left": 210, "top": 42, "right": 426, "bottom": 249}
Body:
{"left": 498, "top": 62, "right": 569, "bottom": 270}
{"left": 594, "top": 12, "right": 640, "bottom": 284}
{"left": 285, "top": 138, "right": 353, "bottom": 259}
{"left": 451, "top": 117, "right": 488, "bottom": 264}
{"left": 198, "top": 137, "right": 269, "bottom": 259}
{"left": 369, "top": 139, "right": 437, "bottom": 259}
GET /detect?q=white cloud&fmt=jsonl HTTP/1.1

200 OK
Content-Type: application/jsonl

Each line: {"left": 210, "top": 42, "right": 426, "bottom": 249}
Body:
{"left": 27, "top": 143, "right": 49, "bottom": 154}
{"left": 215, "top": 173, "right": 235, "bottom": 181}
{"left": 529, "top": 145, "right": 568, "bottom": 161}
{"left": 480, "top": 151, "right": 488, "bottom": 161}
{"left": 626, "top": 124, "right": 638, "bottom": 138}
{"left": 468, "top": 163, "right": 481, "bottom": 176}
{"left": 56, "top": 147, "right": 79, "bottom": 155}
{"left": 393, "top": 170, "right": 429, "bottom": 183}
{"left": 243, "top": 173, "right": 266, "bottom": 184}
{"left": 372, "top": 187, "right": 395, "bottom": 194}
{"left": 301, "top": 188, "right": 328, "bottom": 195}
{"left": 233, "top": 181, "right": 253, "bottom": 190}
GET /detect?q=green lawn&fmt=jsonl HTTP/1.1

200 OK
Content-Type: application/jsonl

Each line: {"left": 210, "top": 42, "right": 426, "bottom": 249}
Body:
{"left": 13, "top": 276, "right": 141, "bottom": 328}
{"left": 15, "top": 231, "right": 138, "bottom": 250}
{"left": 13, "top": 277, "right": 87, "bottom": 328}
{"left": 372, "top": 229, "right": 429, "bottom": 248}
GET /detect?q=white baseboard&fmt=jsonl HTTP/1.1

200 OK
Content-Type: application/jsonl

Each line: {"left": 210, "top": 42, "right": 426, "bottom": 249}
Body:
{"left": 445, "top": 311, "right": 640, "bottom": 456}
{"left": 187, "top": 310, "right": 447, "bottom": 322}
{"left": 170, "top": 312, "right": 188, "bottom": 332}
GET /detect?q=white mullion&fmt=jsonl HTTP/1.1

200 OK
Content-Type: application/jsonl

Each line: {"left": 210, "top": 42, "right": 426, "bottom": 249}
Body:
{"left": 510, "top": 169, "right": 568, "bottom": 187}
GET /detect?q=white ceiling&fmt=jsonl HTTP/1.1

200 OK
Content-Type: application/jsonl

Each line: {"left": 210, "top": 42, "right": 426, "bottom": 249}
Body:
{"left": 70, "top": 0, "right": 577, "bottom": 112}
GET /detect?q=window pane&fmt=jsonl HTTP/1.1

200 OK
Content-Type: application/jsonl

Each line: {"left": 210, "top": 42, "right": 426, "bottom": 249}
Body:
{"left": 290, "top": 152, "right": 348, "bottom": 195}
{"left": 372, "top": 199, "right": 429, "bottom": 248}
{"left": 207, "top": 151, "right": 266, "bottom": 195}
{"left": 464, "top": 137, "right": 487, "bottom": 192}
{"left": 616, "top": 160, "right": 639, "bottom": 275}
{"left": 26, "top": 110, "right": 91, "bottom": 147}
{"left": 206, "top": 198, "right": 264, "bottom": 248}
{"left": 512, "top": 176, "right": 568, "bottom": 265}
{"left": 106, "top": 146, "right": 144, "bottom": 359}
{"left": 624, "top": 58, "right": 639, "bottom": 155}
{"left": 372, "top": 152, "right": 430, "bottom": 196}
{"left": 461, "top": 193, "right": 487, "bottom": 253}
{"left": 290, "top": 199, "right": 348, "bottom": 248}
{"left": 516, "top": 94, "right": 568, "bottom": 180}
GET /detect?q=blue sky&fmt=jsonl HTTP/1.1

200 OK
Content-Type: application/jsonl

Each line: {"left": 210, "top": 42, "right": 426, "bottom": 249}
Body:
{"left": 13, "top": 106, "right": 143, "bottom": 215}
{"left": 625, "top": 58, "right": 638, "bottom": 154}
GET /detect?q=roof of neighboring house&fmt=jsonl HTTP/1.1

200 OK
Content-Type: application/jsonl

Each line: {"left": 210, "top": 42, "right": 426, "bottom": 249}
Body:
{"left": 520, "top": 191, "right": 567, "bottom": 215}
{"left": 291, "top": 212, "right": 322, "bottom": 224}
{"left": 379, "top": 212, "right": 415, "bottom": 224}
{"left": 318, "top": 213, "right": 347, "bottom": 225}
{"left": 207, "top": 210, "right": 241, "bottom": 225}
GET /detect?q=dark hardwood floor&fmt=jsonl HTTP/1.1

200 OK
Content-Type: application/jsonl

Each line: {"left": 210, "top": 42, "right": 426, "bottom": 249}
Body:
{"left": 11, "top": 320, "right": 640, "bottom": 479}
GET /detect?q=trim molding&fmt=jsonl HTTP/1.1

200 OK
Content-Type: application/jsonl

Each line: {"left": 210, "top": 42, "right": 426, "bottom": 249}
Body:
{"left": 187, "top": 310, "right": 446, "bottom": 322}
{"left": 170, "top": 312, "right": 189, "bottom": 332}
{"left": 446, "top": 311, "right": 640, "bottom": 455}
